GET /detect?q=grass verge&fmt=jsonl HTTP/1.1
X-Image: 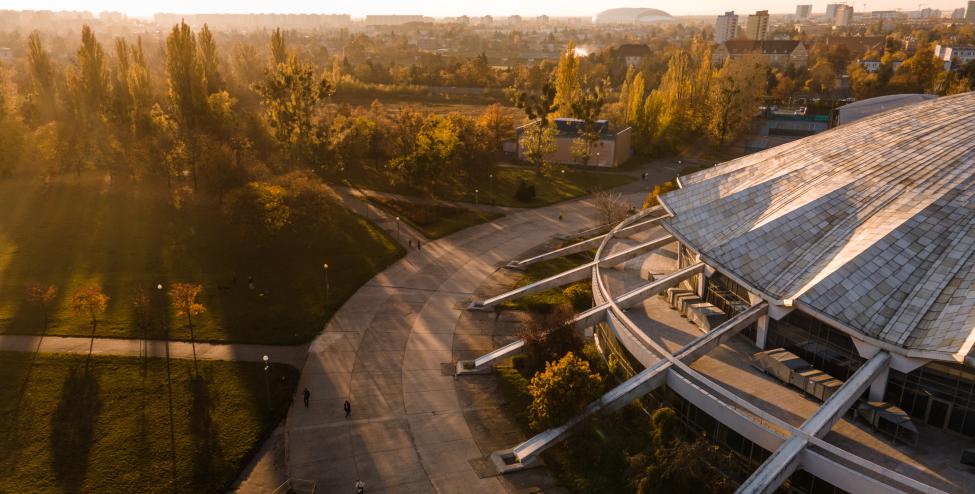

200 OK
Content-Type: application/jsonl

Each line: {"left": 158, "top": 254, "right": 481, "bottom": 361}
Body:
{"left": 0, "top": 352, "right": 298, "bottom": 493}
{"left": 342, "top": 165, "right": 634, "bottom": 209}
{"left": 0, "top": 177, "right": 402, "bottom": 344}
{"left": 365, "top": 195, "right": 503, "bottom": 239}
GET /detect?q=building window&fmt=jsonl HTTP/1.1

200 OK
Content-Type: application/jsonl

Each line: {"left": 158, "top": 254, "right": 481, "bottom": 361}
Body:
{"left": 767, "top": 312, "right": 864, "bottom": 381}
{"left": 886, "top": 362, "right": 975, "bottom": 439}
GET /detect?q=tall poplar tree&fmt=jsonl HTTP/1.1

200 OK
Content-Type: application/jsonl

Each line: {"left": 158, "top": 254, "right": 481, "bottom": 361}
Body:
{"left": 553, "top": 41, "right": 581, "bottom": 118}
{"left": 26, "top": 31, "right": 57, "bottom": 125}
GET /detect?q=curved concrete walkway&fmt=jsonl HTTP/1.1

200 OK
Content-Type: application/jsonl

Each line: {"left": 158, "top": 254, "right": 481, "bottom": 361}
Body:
{"left": 237, "top": 180, "right": 652, "bottom": 493}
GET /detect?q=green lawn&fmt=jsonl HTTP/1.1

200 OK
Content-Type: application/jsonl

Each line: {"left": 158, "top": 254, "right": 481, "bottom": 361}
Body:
{"left": 366, "top": 195, "right": 503, "bottom": 239}
{"left": 0, "top": 177, "right": 402, "bottom": 344}
{"left": 343, "top": 164, "right": 634, "bottom": 209}
{"left": 0, "top": 352, "right": 298, "bottom": 493}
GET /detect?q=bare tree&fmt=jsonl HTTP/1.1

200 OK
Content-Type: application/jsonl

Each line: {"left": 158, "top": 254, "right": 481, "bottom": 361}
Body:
{"left": 591, "top": 190, "right": 632, "bottom": 226}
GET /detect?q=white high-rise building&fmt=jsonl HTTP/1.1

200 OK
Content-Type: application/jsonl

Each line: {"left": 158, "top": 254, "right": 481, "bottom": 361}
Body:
{"left": 834, "top": 5, "right": 854, "bottom": 26}
{"left": 795, "top": 4, "right": 812, "bottom": 20}
{"left": 714, "top": 11, "right": 739, "bottom": 44}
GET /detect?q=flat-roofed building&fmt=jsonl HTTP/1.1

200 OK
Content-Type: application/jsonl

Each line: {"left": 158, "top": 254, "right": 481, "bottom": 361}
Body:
{"left": 795, "top": 4, "right": 812, "bottom": 20}
{"left": 515, "top": 118, "right": 632, "bottom": 167}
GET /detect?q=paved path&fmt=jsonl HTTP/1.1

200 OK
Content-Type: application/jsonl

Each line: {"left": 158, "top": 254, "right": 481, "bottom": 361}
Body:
{"left": 235, "top": 175, "right": 655, "bottom": 493}
{"left": 0, "top": 334, "right": 308, "bottom": 368}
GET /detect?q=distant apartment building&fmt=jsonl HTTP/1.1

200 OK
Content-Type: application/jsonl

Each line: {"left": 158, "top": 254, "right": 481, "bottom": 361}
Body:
{"left": 745, "top": 10, "right": 770, "bottom": 40}
{"left": 712, "top": 40, "right": 808, "bottom": 67}
{"left": 516, "top": 119, "right": 632, "bottom": 167}
{"left": 363, "top": 15, "right": 427, "bottom": 25}
{"left": 968, "top": 1, "right": 975, "bottom": 21}
{"left": 826, "top": 3, "right": 841, "bottom": 19}
{"left": 935, "top": 44, "right": 975, "bottom": 69}
{"left": 834, "top": 5, "right": 854, "bottom": 26}
{"left": 618, "top": 44, "right": 651, "bottom": 66}
{"left": 953, "top": 7, "right": 966, "bottom": 19}
{"left": 795, "top": 5, "right": 812, "bottom": 20}
{"left": 714, "top": 11, "right": 739, "bottom": 44}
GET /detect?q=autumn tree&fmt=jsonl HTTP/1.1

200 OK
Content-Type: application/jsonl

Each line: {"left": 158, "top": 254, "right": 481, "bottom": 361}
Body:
{"left": 387, "top": 114, "right": 459, "bottom": 197}
{"left": 528, "top": 351, "right": 604, "bottom": 431}
{"left": 569, "top": 79, "right": 607, "bottom": 166}
{"left": 198, "top": 24, "right": 223, "bottom": 94}
{"left": 270, "top": 28, "right": 288, "bottom": 65}
{"left": 514, "top": 82, "right": 558, "bottom": 175}
{"left": 165, "top": 21, "right": 210, "bottom": 189}
{"left": 71, "top": 283, "right": 109, "bottom": 364}
{"left": 518, "top": 304, "right": 581, "bottom": 374}
{"left": 25, "top": 31, "right": 57, "bottom": 125}
{"left": 62, "top": 25, "right": 110, "bottom": 178}
{"left": 254, "top": 53, "right": 333, "bottom": 171}
{"left": 25, "top": 283, "right": 58, "bottom": 332}
{"left": 169, "top": 282, "right": 205, "bottom": 375}
{"left": 553, "top": 41, "right": 581, "bottom": 117}
{"left": 476, "top": 103, "right": 515, "bottom": 154}
{"left": 0, "top": 64, "right": 24, "bottom": 177}
{"left": 708, "top": 55, "right": 765, "bottom": 148}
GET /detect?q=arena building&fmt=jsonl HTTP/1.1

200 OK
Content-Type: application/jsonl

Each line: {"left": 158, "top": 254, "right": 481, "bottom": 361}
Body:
{"left": 592, "top": 7, "right": 673, "bottom": 24}
{"left": 461, "top": 92, "right": 975, "bottom": 493}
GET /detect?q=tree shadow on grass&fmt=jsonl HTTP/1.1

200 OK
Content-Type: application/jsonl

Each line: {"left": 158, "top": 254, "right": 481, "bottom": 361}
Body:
{"left": 50, "top": 365, "right": 101, "bottom": 493}
{"left": 187, "top": 369, "right": 227, "bottom": 489}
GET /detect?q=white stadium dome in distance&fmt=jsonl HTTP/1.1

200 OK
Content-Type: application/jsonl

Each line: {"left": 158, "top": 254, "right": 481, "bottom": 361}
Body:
{"left": 593, "top": 7, "right": 673, "bottom": 24}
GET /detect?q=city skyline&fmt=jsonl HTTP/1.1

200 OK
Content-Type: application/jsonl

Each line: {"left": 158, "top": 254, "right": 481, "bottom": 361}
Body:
{"left": 4, "top": 0, "right": 973, "bottom": 18}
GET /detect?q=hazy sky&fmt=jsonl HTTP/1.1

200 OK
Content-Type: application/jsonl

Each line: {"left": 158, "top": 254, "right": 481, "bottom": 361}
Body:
{"left": 5, "top": 1, "right": 971, "bottom": 18}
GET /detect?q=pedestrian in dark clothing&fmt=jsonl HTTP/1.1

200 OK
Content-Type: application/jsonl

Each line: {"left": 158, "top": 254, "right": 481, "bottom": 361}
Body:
{"left": 248, "top": 275, "right": 255, "bottom": 290}
{"left": 417, "top": 240, "right": 421, "bottom": 250}
{"left": 303, "top": 388, "right": 310, "bottom": 408}
{"left": 344, "top": 400, "right": 352, "bottom": 418}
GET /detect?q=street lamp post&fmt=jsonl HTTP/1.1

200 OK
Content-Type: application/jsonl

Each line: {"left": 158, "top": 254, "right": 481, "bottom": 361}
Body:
{"left": 475, "top": 189, "right": 479, "bottom": 206}
{"left": 322, "top": 263, "right": 330, "bottom": 303}
{"left": 676, "top": 159, "right": 682, "bottom": 181}
{"left": 395, "top": 216, "right": 401, "bottom": 243}
{"left": 489, "top": 173, "right": 494, "bottom": 204}
{"left": 262, "top": 355, "right": 271, "bottom": 411}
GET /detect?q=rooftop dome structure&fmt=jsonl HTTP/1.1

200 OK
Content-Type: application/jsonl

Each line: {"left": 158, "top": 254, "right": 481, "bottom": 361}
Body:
{"left": 593, "top": 7, "right": 673, "bottom": 24}
{"left": 659, "top": 92, "right": 975, "bottom": 363}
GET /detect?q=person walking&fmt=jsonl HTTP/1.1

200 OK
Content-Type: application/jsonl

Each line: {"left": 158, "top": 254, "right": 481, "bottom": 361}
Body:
{"left": 303, "top": 388, "right": 310, "bottom": 408}
{"left": 355, "top": 479, "right": 366, "bottom": 493}
{"left": 344, "top": 399, "right": 352, "bottom": 418}
{"left": 416, "top": 240, "right": 421, "bottom": 250}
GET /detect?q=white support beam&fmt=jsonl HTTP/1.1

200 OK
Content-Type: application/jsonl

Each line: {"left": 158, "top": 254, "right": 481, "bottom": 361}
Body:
{"left": 469, "top": 235, "right": 674, "bottom": 309}
{"left": 755, "top": 315, "right": 769, "bottom": 350}
{"left": 736, "top": 352, "right": 890, "bottom": 494}
{"left": 458, "top": 263, "right": 705, "bottom": 374}
{"left": 507, "top": 214, "right": 667, "bottom": 269}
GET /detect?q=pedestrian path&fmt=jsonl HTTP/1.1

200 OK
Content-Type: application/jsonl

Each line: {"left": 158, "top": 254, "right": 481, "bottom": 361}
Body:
{"left": 0, "top": 334, "right": 307, "bottom": 368}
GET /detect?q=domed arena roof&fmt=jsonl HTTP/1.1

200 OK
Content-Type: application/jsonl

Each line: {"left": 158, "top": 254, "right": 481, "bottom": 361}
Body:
{"left": 593, "top": 7, "right": 673, "bottom": 24}
{"left": 658, "top": 92, "right": 975, "bottom": 362}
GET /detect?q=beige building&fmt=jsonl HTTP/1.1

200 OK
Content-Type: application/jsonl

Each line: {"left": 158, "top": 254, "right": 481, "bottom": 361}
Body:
{"left": 834, "top": 5, "right": 854, "bottom": 26}
{"left": 516, "top": 119, "right": 632, "bottom": 168}
{"left": 745, "top": 10, "right": 770, "bottom": 40}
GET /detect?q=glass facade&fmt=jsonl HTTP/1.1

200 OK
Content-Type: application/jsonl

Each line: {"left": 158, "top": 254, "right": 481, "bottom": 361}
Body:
{"left": 885, "top": 362, "right": 975, "bottom": 439}
{"left": 768, "top": 311, "right": 975, "bottom": 440}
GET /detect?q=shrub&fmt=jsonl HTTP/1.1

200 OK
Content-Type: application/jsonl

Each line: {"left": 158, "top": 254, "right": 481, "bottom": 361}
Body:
{"left": 518, "top": 304, "right": 582, "bottom": 374}
{"left": 528, "top": 351, "right": 604, "bottom": 431}
{"left": 514, "top": 180, "right": 536, "bottom": 202}
{"left": 642, "top": 180, "right": 677, "bottom": 209}
{"left": 563, "top": 282, "right": 593, "bottom": 312}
